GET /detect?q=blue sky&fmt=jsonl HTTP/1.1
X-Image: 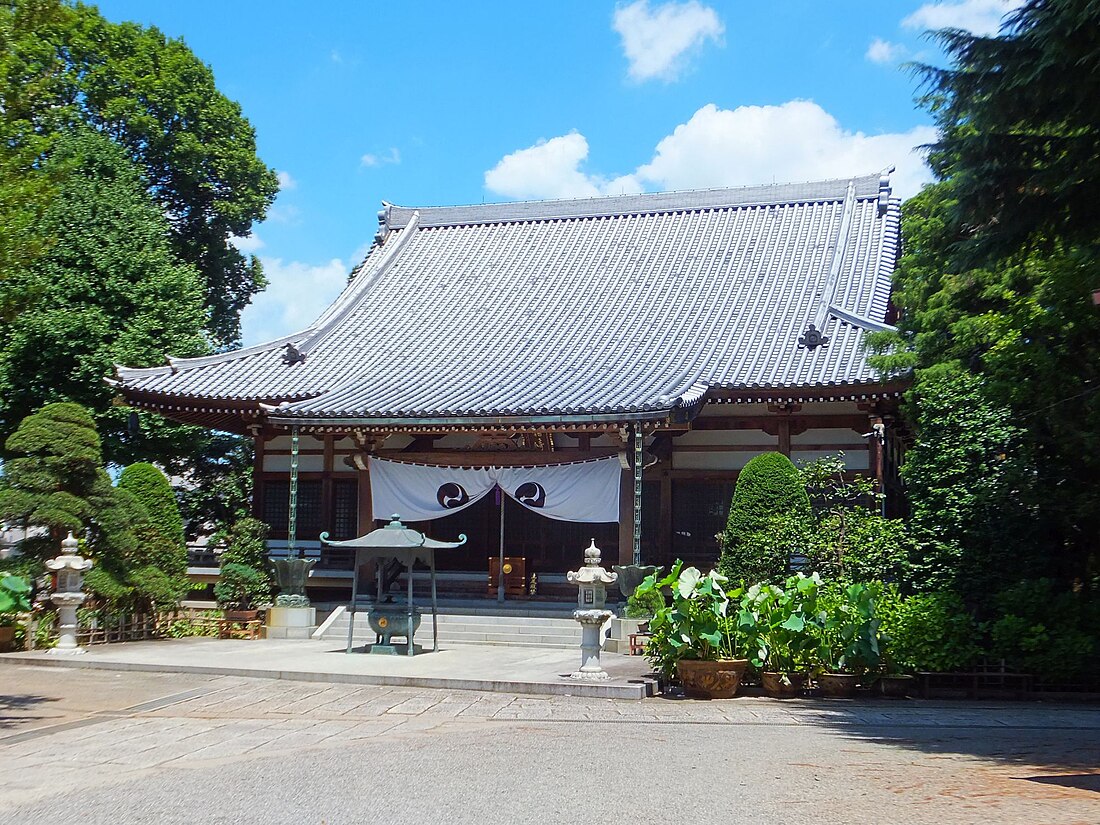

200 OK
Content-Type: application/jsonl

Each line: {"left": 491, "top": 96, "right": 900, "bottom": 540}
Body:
{"left": 92, "top": 0, "right": 1022, "bottom": 347}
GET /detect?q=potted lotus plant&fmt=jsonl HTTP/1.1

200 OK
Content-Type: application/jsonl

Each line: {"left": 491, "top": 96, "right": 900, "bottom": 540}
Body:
{"left": 742, "top": 573, "right": 823, "bottom": 699}
{"left": 816, "top": 581, "right": 882, "bottom": 698}
{"left": 635, "top": 561, "right": 749, "bottom": 699}
{"left": 0, "top": 573, "right": 32, "bottom": 652}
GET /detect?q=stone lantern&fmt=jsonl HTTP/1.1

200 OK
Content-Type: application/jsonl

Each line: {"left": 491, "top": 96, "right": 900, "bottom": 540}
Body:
{"left": 45, "top": 532, "right": 93, "bottom": 655}
{"left": 565, "top": 539, "right": 618, "bottom": 681}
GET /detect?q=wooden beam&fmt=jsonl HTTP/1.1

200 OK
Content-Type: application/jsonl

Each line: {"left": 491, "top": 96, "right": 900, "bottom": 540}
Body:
{"left": 321, "top": 435, "right": 334, "bottom": 536}
{"left": 658, "top": 471, "right": 672, "bottom": 567}
{"left": 690, "top": 414, "right": 872, "bottom": 434}
{"left": 373, "top": 448, "right": 618, "bottom": 467}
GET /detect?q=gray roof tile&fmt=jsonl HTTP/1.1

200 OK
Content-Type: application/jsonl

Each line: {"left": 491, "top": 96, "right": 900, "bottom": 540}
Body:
{"left": 116, "top": 173, "right": 900, "bottom": 421}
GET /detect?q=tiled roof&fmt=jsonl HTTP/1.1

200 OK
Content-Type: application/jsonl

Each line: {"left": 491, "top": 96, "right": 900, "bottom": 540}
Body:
{"left": 115, "top": 173, "right": 901, "bottom": 423}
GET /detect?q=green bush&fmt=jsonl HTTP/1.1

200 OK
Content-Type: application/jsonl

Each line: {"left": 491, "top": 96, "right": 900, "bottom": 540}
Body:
{"left": 877, "top": 589, "right": 980, "bottom": 673}
{"left": 624, "top": 584, "right": 665, "bottom": 618}
{"left": 117, "top": 463, "right": 186, "bottom": 577}
{"left": 84, "top": 566, "right": 135, "bottom": 605}
{"left": 216, "top": 517, "right": 270, "bottom": 571}
{"left": 987, "top": 579, "right": 1099, "bottom": 680}
{"left": 719, "top": 453, "right": 811, "bottom": 582}
{"left": 805, "top": 509, "right": 914, "bottom": 586}
{"left": 214, "top": 563, "right": 270, "bottom": 610}
{"left": 725, "top": 511, "right": 815, "bottom": 585}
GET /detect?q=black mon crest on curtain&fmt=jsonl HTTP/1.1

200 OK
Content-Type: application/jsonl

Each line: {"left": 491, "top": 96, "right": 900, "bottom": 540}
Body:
{"left": 369, "top": 457, "right": 621, "bottom": 523}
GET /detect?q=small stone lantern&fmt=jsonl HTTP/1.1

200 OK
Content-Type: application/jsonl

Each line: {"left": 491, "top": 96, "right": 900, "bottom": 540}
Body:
{"left": 565, "top": 539, "right": 618, "bottom": 681}
{"left": 45, "top": 532, "right": 93, "bottom": 655}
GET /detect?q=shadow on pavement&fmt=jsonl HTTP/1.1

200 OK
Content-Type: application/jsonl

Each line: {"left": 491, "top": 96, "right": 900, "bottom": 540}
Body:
{"left": 0, "top": 693, "right": 59, "bottom": 730}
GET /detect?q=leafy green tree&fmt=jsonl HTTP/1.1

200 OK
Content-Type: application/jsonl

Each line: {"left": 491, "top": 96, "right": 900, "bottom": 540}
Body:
{"left": 0, "top": 0, "right": 278, "bottom": 345}
{"left": 176, "top": 434, "right": 254, "bottom": 540}
{"left": 0, "top": 129, "right": 209, "bottom": 462}
{"left": 117, "top": 463, "right": 186, "bottom": 578}
{"left": 719, "top": 452, "right": 812, "bottom": 582}
{"left": 916, "top": 0, "right": 1100, "bottom": 261}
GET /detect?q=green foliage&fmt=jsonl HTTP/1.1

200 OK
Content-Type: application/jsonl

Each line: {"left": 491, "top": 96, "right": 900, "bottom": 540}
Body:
{"left": 624, "top": 583, "right": 665, "bottom": 619}
{"left": 915, "top": 0, "right": 1100, "bottom": 259}
{"left": 176, "top": 435, "right": 254, "bottom": 538}
{"left": 0, "top": 573, "right": 32, "bottom": 615}
{"left": 214, "top": 563, "right": 271, "bottom": 611}
{"left": 216, "top": 517, "right": 270, "bottom": 572}
{"left": 870, "top": 0, "right": 1100, "bottom": 595}
{"left": 986, "top": 580, "right": 1099, "bottom": 680}
{"left": 719, "top": 452, "right": 811, "bottom": 582}
{"left": 117, "top": 463, "right": 186, "bottom": 577}
{"left": 84, "top": 566, "right": 134, "bottom": 606}
{"left": 0, "top": 402, "right": 139, "bottom": 560}
{"left": 0, "top": 130, "right": 209, "bottom": 463}
{"left": 876, "top": 589, "right": 981, "bottom": 673}
{"left": 740, "top": 573, "right": 823, "bottom": 675}
{"left": 0, "top": 0, "right": 278, "bottom": 346}
{"left": 637, "top": 561, "right": 746, "bottom": 681}
{"left": 817, "top": 581, "right": 883, "bottom": 675}
{"left": 805, "top": 508, "right": 914, "bottom": 587}
{"left": 900, "top": 371, "right": 1045, "bottom": 596}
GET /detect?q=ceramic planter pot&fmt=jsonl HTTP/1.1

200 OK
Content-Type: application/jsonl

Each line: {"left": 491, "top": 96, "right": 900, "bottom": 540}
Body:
{"left": 817, "top": 672, "right": 860, "bottom": 699}
{"left": 879, "top": 674, "right": 914, "bottom": 698}
{"left": 677, "top": 658, "right": 749, "bottom": 699}
{"left": 762, "top": 671, "right": 807, "bottom": 699}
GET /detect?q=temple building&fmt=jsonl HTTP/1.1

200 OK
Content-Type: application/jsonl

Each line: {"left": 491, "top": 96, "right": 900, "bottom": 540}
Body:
{"left": 112, "top": 172, "right": 908, "bottom": 600}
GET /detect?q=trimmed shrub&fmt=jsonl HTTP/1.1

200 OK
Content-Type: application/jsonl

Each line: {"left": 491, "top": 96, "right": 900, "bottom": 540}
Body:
{"left": 624, "top": 584, "right": 665, "bottom": 618}
{"left": 877, "top": 589, "right": 981, "bottom": 673}
{"left": 214, "top": 563, "right": 271, "bottom": 611}
{"left": 216, "top": 517, "right": 269, "bottom": 571}
{"left": 724, "top": 511, "right": 816, "bottom": 585}
{"left": 117, "top": 463, "right": 186, "bottom": 577}
{"left": 719, "top": 452, "right": 812, "bottom": 582}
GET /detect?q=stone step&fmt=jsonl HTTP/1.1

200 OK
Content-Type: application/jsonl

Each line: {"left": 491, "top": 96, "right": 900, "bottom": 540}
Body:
{"left": 317, "top": 606, "right": 604, "bottom": 650}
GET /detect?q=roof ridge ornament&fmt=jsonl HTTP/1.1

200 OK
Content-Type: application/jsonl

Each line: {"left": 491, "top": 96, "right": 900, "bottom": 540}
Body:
{"left": 282, "top": 342, "right": 306, "bottom": 365}
{"left": 798, "top": 323, "right": 830, "bottom": 350}
{"left": 878, "top": 166, "right": 894, "bottom": 216}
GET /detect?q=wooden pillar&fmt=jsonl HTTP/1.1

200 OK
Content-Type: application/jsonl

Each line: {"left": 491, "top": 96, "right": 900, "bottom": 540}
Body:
{"left": 617, "top": 467, "right": 632, "bottom": 566}
{"left": 658, "top": 471, "right": 673, "bottom": 567}
{"left": 357, "top": 463, "right": 373, "bottom": 535}
{"left": 251, "top": 430, "right": 266, "bottom": 521}
{"left": 868, "top": 414, "right": 885, "bottom": 489}
{"left": 777, "top": 419, "right": 791, "bottom": 456}
{"left": 321, "top": 435, "right": 334, "bottom": 534}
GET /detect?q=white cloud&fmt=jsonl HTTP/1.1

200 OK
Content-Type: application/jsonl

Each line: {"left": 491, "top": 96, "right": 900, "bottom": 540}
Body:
{"left": 240, "top": 257, "right": 350, "bottom": 346}
{"left": 484, "top": 132, "right": 642, "bottom": 200}
{"left": 902, "top": 0, "right": 1024, "bottom": 36}
{"left": 276, "top": 170, "right": 296, "bottom": 191}
{"left": 634, "top": 102, "right": 936, "bottom": 200}
{"left": 361, "top": 148, "right": 401, "bottom": 168}
{"left": 229, "top": 233, "right": 265, "bottom": 254}
{"left": 866, "top": 38, "right": 906, "bottom": 64}
{"left": 612, "top": 0, "right": 724, "bottom": 82}
{"left": 484, "top": 102, "right": 936, "bottom": 204}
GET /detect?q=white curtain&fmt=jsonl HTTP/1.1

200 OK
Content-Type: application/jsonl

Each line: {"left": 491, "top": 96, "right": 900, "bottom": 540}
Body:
{"left": 368, "top": 456, "right": 621, "bottom": 523}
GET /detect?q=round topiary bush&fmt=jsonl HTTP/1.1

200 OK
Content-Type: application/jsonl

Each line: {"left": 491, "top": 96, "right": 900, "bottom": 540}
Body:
{"left": 117, "top": 462, "right": 186, "bottom": 577}
{"left": 719, "top": 452, "right": 812, "bottom": 583}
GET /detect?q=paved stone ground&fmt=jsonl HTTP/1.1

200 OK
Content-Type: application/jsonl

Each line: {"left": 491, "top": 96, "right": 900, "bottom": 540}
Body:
{"left": 1, "top": 665, "right": 1098, "bottom": 824}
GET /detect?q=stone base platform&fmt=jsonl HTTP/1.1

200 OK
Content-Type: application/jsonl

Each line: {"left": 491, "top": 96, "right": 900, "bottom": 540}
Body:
{"left": 0, "top": 638, "right": 656, "bottom": 700}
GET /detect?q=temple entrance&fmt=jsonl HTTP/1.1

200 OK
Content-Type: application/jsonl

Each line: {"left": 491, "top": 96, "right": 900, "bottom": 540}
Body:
{"left": 409, "top": 486, "right": 618, "bottom": 576}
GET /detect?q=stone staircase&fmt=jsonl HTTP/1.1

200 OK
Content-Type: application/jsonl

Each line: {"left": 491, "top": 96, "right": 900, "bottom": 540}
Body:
{"left": 316, "top": 603, "right": 594, "bottom": 650}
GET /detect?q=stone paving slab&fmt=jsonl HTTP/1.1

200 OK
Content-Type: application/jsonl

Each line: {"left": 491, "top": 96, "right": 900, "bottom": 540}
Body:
{"left": 1, "top": 668, "right": 1098, "bottom": 823}
{"left": 1, "top": 638, "right": 653, "bottom": 699}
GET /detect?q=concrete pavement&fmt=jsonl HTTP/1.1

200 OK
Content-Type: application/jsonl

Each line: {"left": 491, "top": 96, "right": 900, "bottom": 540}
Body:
{"left": 0, "top": 665, "right": 1097, "bottom": 824}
